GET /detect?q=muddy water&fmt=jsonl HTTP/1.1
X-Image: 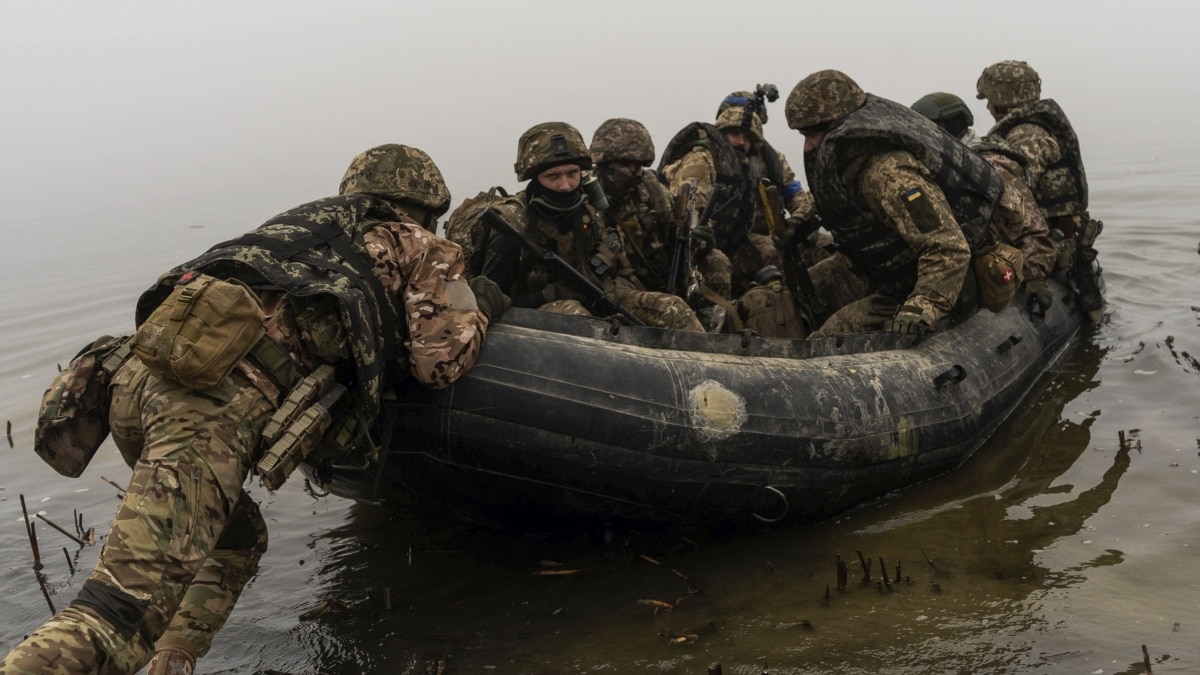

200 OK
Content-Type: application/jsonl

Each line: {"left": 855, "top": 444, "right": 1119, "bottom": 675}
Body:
{"left": 1, "top": 139, "right": 1198, "bottom": 674}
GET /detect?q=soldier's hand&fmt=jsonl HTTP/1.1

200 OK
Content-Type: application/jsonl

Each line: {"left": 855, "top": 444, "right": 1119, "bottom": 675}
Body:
{"left": 1023, "top": 278, "right": 1053, "bottom": 312}
{"left": 690, "top": 226, "right": 717, "bottom": 258}
{"left": 887, "top": 305, "right": 928, "bottom": 334}
{"left": 469, "top": 275, "right": 511, "bottom": 322}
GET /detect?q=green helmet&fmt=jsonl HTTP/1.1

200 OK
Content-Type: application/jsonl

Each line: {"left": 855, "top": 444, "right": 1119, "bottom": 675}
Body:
{"left": 338, "top": 144, "right": 451, "bottom": 216}
{"left": 975, "top": 60, "right": 1041, "bottom": 107}
{"left": 912, "top": 92, "right": 974, "bottom": 133}
{"left": 514, "top": 122, "right": 592, "bottom": 181}
{"left": 590, "top": 118, "right": 655, "bottom": 166}
{"left": 785, "top": 69, "right": 867, "bottom": 131}
{"left": 715, "top": 99, "right": 764, "bottom": 144}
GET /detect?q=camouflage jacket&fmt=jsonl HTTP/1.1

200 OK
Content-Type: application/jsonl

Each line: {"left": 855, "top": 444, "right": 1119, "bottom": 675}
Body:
{"left": 987, "top": 99, "right": 1088, "bottom": 218}
{"left": 807, "top": 95, "right": 1007, "bottom": 324}
{"left": 478, "top": 190, "right": 642, "bottom": 306}
{"left": 605, "top": 169, "right": 678, "bottom": 291}
{"left": 973, "top": 137, "right": 1057, "bottom": 281}
{"left": 136, "top": 195, "right": 488, "bottom": 420}
{"left": 659, "top": 124, "right": 810, "bottom": 250}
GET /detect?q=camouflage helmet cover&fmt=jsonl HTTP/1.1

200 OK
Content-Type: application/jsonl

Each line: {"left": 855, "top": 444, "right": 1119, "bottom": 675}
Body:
{"left": 714, "top": 99, "right": 764, "bottom": 144}
{"left": 785, "top": 69, "right": 867, "bottom": 131}
{"left": 716, "top": 90, "right": 768, "bottom": 125}
{"left": 975, "top": 60, "right": 1041, "bottom": 107}
{"left": 339, "top": 144, "right": 452, "bottom": 216}
{"left": 911, "top": 91, "right": 975, "bottom": 128}
{"left": 514, "top": 121, "right": 593, "bottom": 181}
{"left": 590, "top": 118, "right": 656, "bottom": 166}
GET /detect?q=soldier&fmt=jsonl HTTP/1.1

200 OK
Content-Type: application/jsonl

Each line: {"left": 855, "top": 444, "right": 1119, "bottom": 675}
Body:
{"left": 588, "top": 117, "right": 734, "bottom": 326}
{"left": 913, "top": 91, "right": 1058, "bottom": 313}
{"left": 975, "top": 60, "right": 1103, "bottom": 321}
{"left": 659, "top": 89, "right": 819, "bottom": 298}
{"left": 477, "top": 121, "right": 704, "bottom": 332}
{"left": 784, "top": 70, "right": 1006, "bottom": 337}
{"left": 2, "top": 144, "right": 501, "bottom": 675}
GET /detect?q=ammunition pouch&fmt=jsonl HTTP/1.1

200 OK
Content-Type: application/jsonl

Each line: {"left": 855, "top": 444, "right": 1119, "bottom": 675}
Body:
{"left": 256, "top": 364, "right": 346, "bottom": 491}
{"left": 131, "top": 273, "right": 265, "bottom": 390}
{"left": 973, "top": 243, "right": 1024, "bottom": 313}
{"left": 736, "top": 283, "right": 808, "bottom": 339}
{"left": 35, "top": 335, "right": 133, "bottom": 477}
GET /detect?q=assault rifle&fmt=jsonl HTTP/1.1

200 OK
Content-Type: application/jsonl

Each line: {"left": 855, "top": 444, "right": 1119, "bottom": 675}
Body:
{"left": 667, "top": 179, "right": 700, "bottom": 300}
{"left": 479, "top": 207, "right": 645, "bottom": 327}
{"left": 758, "top": 178, "right": 823, "bottom": 327}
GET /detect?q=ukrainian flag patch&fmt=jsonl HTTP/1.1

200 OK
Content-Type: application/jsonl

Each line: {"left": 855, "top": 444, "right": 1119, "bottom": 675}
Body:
{"left": 904, "top": 187, "right": 923, "bottom": 202}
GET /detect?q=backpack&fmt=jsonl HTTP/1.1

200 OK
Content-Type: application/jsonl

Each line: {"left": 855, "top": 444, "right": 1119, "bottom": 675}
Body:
{"left": 736, "top": 282, "right": 809, "bottom": 339}
{"left": 973, "top": 242, "right": 1024, "bottom": 313}
{"left": 35, "top": 335, "right": 133, "bottom": 477}
{"left": 444, "top": 186, "right": 510, "bottom": 275}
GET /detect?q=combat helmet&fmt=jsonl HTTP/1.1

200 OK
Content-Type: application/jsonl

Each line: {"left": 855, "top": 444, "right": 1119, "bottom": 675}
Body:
{"left": 715, "top": 96, "right": 764, "bottom": 144}
{"left": 339, "top": 144, "right": 452, "bottom": 216}
{"left": 976, "top": 60, "right": 1041, "bottom": 107}
{"left": 590, "top": 118, "right": 656, "bottom": 166}
{"left": 912, "top": 92, "right": 975, "bottom": 137}
{"left": 514, "top": 122, "right": 592, "bottom": 181}
{"left": 785, "top": 69, "right": 867, "bottom": 132}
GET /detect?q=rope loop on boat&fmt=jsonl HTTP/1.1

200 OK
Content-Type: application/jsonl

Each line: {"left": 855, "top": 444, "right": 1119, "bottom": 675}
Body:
{"left": 752, "top": 485, "right": 789, "bottom": 523}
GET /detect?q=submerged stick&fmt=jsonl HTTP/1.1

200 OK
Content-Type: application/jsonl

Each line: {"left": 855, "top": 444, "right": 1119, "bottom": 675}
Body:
{"left": 100, "top": 476, "right": 127, "bottom": 495}
{"left": 21, "top": 496, "right": 41, "bottom": 569}
{"left": 62, "top": 547, "right": 75, "bottom": 574}
{"left": 1142, "top": 644, "right": 1152, "bottom": 674}
{"left": 836, "top": 555, "right": 848, "bottom": 591}
{"left": 856, "top": 550, "right": 871, "bottom": 584}
{"left": 35, "top": 570, "right": 56, "bottom": 615}
{"left": 37, "top": 514, "right": 89, "bottom": 547}
{"left": 921, "top": 547, "right": 941, "bottom": 574}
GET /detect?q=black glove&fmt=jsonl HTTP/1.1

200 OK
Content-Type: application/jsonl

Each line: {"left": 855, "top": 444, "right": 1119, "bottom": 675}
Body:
{"left": 469, "top": 275, "right": 510, "bottom": 322}
{"left": 690, "top": 226, "right": 717, "bottom": 258}
{"left": 1023, "top": 278, "right": 1053, "bottom": 312}
{"left": 887, "top": 305, "right": 928, "bottom": 334}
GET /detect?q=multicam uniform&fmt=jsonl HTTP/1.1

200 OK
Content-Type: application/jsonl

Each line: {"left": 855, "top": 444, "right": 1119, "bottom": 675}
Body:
{"left": 971, "top": 136, "right": 1057, "bottom": 282}
{"left": 802, "top": 95, "right": 1004, "bottom": 337}
{"left": 1, "top": 196, "right": 488, "bottom": 675}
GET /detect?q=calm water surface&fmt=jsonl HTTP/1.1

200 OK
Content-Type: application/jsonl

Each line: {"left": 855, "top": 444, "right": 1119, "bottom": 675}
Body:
{"left": 1, "top": 140, "right": 1198, "bottom": 674}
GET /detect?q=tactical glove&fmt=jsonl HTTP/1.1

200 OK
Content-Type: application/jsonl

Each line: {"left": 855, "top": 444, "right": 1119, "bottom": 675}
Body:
{"left": 887, "top": 305, "right": 928, "bottom": 335}
{"left": 1023, "top": 278, "right": 1053, "bottom": 313}
{"left": 469, "top": 275, "right": 510, "bottom": 322}
{"left": 690, "top": 226, "right": 717, "bottom": 258}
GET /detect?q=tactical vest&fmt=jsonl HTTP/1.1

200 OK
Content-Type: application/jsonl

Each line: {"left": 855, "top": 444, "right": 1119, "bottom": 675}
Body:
{"left": 658, "top": 122, "right": 756, "bottom": 250}
{"left": 990, "top": 98, "right": 1088, "bottom": 218}
{"left": 609, "top": 170, "right": 676, "bottom": 289}
{"left": 134, "top": 194, "right": 406, "bottom": 423}
{"left": 809, "top": 95, "right": 1004, "bottom": 287}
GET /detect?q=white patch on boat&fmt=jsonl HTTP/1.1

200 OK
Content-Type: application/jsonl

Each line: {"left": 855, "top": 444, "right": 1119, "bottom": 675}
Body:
{"left": 688, "top": 380, "right": 747, "bottom": 449}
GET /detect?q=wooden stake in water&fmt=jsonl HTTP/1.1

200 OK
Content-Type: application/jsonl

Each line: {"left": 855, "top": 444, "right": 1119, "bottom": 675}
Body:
{"left": 37, "top": 513, "right": 89, "bottom": 547}
{"left": 20, "top": 494, "right": 42, "bottom": 569}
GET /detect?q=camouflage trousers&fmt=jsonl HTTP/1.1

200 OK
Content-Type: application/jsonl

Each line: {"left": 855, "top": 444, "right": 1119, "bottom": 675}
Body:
{"left": 541, "top": 284, "right": 705, "bottom": 332}
{"left": 804, "top": 253, "right": 888, "bottom": 338}
{"left": 1, "top": 358, "right": 274, "bottom": 674}
{"left": 697, "top": 248, "right": 732, "bottom": 301}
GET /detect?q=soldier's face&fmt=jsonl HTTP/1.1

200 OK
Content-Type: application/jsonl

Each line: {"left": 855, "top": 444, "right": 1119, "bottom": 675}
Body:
{"left": 536, "top": 164, "right": 582, "bottom": 192}
{"left": 722, "top": 128, "right": 752, "bottom": 157}
{"left": 802, "top": 130, "right": 826, "bottom": 154}
{"left": 986, "top": 100, "right": 1001, "bottom": 121}
{"left": 599, "top": 161, "right": 640, "bottom": 196}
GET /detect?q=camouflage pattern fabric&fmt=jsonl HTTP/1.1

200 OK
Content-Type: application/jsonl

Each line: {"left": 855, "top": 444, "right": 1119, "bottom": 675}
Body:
{"left": 2, "top": 197, "right": 488, "bottom": 674}
{"left": 784, "top": 69, "right": 867, "bottom": 131}
{"left": 589, "top": 118, "right": 655, "bottom": 166}
{"left": 978, "top": 150, "right": 1056, "bottom": 281}
{"left": 514, "top": 122, "right": 592, "bottom": 181}
{"left": 1, "top": 358, "right": 274, "bottom": 674}
{"left": 805, "top": 150, "right": 970, "bottom": 336}
{"left": 338, "top": 144, "right": 452, "bottom": 217}
{"left": 479, "top": 190, "right": 704, "bottom": 332}
{"left": 975, "top": 60, "right": 1041, "bottom": 108}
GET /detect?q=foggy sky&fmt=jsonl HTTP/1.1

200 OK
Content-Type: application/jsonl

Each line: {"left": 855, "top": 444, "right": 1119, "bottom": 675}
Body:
{"left": 3, "top": 0, "right": 1198, "bottom": 230}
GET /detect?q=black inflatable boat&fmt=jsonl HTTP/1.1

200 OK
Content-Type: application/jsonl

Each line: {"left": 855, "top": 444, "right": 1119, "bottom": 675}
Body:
{"left": 310, "top": 276, "right": 1090, "bottom": 527}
